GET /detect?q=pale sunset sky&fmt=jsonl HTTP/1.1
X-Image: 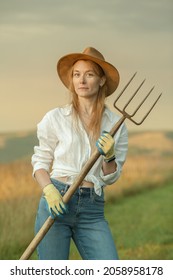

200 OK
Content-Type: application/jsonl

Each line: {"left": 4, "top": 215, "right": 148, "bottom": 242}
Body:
{"left": 0, "top": 0, "right": 172, "bottom": 132}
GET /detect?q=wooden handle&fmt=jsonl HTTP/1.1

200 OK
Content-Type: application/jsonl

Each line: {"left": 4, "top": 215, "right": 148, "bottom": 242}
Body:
{"left": 20, "top": 116, "right": 126, "bottom": 260}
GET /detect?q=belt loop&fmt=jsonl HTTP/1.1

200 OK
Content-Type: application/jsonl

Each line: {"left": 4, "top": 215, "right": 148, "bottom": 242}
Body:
{"left": 65, "top": 184, "right": 70, "bottom": 193}
{"left": 90, "top": 187, "right": 93, "bottom": 199}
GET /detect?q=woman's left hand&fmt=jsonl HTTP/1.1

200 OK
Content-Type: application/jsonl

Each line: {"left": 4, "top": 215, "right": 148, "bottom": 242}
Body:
{"left": 96, "top": 131, "right": 116, "bottom": 162}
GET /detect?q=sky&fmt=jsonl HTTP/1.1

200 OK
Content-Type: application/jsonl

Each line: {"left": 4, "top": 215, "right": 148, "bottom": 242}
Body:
{"left": 0, "top": 0, "right": 172, "bottom": 132}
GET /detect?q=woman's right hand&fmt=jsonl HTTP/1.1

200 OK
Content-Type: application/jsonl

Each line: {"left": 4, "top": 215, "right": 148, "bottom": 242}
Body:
{"left": 43, "top": 184, "right": 68, "bottom": 219}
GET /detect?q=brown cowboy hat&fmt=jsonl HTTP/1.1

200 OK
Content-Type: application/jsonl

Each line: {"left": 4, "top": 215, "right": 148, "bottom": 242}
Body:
{"left": 57, "top": 47, "right": 120, "bottom": 96}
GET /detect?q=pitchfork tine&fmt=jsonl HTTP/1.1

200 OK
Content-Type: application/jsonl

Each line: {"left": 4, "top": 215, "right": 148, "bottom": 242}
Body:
{"left": 132, "top": 92, "right": 162, "bottom": 125}
{"left": 130, "top": 86, "right": 155, "bottom": 117}
{"left": 113, "top": 72, "right": 162, "bottom": 126}
{"left": 114, "top": 72, "right": 137, "bottom": 104}
{"left": 123, "top": 78, "right": 146, "bottom": 111}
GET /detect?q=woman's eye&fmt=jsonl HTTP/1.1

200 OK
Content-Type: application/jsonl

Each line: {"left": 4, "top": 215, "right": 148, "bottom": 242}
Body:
{"left": 86, "top": 73, "right": 94, "bottom": 77}
{"left": 73, "top": 73, "right": 80, "bottom": 77}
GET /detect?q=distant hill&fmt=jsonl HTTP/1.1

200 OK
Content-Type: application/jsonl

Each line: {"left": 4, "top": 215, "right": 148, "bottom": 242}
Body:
{"left": 128, "top": 130, "right": 173, "bottom": 157}
{"left": 0, "top": 131, "right": 38, "bottom": 163}
{"left": 0, "top": 130, "right": 173, "bottom": 163}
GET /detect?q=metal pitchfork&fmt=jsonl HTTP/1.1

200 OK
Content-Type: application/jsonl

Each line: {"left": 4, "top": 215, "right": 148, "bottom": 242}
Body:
{"left": 20, "top": 72, "right": 162, "bottom": 260}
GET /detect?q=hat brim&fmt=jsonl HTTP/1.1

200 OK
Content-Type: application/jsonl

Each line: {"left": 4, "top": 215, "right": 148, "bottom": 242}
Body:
{"left": 57, "top": 53, "right": 120, "bottom": 96}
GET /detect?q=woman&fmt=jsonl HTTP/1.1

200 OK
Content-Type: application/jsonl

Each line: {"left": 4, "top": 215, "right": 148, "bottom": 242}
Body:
{"left": 32, "top": 47, "right": 128, "bottom": 260}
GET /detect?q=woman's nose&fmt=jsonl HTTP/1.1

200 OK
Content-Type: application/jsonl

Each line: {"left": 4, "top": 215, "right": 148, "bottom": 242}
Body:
{"left": 79, "top": 74, "right": 86, "bottom": 83}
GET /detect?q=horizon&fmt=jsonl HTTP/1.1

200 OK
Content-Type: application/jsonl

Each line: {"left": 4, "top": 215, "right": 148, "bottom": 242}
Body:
{"left": 1, "top": 128, "right": 172, "bottom": 164}
{"left": 0, "top": 127, "right": 173, "bottom": 136}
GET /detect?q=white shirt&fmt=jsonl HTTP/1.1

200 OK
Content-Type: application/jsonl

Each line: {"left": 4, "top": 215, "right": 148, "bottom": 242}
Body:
{"left": 31, "top": 104, "right": 128, "bottom": 195}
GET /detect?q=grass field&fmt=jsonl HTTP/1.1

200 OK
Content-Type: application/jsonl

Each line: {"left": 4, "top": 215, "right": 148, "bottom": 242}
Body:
{"left": 0, "top": 130, "right": 173, "bottom": 259}
{"left": 0, "top": 182, "right": 172, "bottom": 260}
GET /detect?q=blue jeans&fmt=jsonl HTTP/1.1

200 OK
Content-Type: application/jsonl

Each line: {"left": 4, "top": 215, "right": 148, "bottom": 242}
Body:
{"left": 35, "top": 178, "right": 119, "bottom": 260}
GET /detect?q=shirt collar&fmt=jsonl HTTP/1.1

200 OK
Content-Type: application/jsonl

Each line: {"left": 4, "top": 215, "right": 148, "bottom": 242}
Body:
{"left": 103, "top": 105, "right": 113, "bottom": 122}
{"left": 61, "top": 103, "right": 113, "bottom": 121}
{"left": 61, "top": 104, "right": 73, "bottom": 116}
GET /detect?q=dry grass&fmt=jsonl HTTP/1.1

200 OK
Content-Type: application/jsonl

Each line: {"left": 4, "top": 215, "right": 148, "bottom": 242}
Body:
{"left": 0, "top": 131, "right": 173, "bottom": 202}
{"left": 0, "top": 160, "right": 41, "bottom": 201}
{"left": 105, "top": 131, "right": 173, "bottom": 201}
{"left": 0, "top": 155, "right": 172, "bottom": 202}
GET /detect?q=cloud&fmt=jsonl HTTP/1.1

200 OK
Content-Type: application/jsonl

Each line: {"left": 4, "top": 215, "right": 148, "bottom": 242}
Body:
{"left": 0, "top": 0, "right": 172, "bottom": 33}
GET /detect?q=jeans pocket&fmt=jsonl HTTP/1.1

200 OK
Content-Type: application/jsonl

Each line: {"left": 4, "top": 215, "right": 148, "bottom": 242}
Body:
{"left": 51, "top": 178, "right": 68, "bottom": 196}
{"left": 93, "top": 190, "right": 105, "bottom": 205}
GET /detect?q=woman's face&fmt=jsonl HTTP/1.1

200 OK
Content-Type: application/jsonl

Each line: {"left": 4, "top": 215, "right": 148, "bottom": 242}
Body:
{"left": 72, "top": 60, "right": 106, "bottom": 100}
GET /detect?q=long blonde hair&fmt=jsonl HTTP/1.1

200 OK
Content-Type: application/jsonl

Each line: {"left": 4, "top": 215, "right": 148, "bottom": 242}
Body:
{"left": 69, "top": 60, "right": 108, "bottom": 143}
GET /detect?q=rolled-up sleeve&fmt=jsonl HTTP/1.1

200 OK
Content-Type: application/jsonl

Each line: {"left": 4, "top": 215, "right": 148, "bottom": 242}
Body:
{"left": 100, "top": 122, "right": 128, "bottom": 185}
{"left": 31, "top": 112, "right": 58, "bottom": 176}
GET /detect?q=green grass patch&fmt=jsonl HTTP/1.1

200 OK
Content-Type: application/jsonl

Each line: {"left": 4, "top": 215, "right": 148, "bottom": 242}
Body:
{"left": 105, "top": 182, "right": 173, "bottom": 260}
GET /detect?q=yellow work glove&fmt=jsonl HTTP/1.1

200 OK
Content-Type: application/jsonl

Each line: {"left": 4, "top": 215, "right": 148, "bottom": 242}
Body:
{"left": 96, "top": 131, "right": 116, "bottom": 163}
{"left": 43, "top": 184, "right": 67, "bottom": 219}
